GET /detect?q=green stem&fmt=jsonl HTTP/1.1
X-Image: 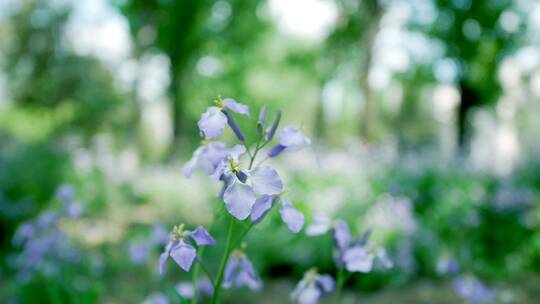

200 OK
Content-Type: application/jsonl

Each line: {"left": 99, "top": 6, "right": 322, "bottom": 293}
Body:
{"left": 198, "top": 261, "right": 216, "bottom": 286}
{"left": 334, "top": 267, "right": 346, "bottom": 302}
{"left": 211, "top": 217, "right": 235, "bottom": 304}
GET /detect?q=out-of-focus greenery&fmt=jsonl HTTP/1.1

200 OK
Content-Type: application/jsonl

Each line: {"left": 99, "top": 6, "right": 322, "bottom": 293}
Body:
{"left": 1, "top": 0, "right": 540, "bottom": 303}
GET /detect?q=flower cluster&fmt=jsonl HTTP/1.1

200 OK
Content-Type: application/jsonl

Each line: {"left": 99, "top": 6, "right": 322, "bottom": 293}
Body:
{"left": 452, "top": 275, "right": 495, "bottom": 304}
{"left": 186, "top": 97, "right": 308, "bottom": 228}
{"left": 10, "top": 184, "right": 83, "bottom": 281}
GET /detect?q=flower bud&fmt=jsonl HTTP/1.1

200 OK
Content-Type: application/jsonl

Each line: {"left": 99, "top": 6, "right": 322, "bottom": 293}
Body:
{"left": 222, "top": 110, "right": 245, "bottom": 141}
{"left": 265, "top": 110, "right": 281, "bottom": 141}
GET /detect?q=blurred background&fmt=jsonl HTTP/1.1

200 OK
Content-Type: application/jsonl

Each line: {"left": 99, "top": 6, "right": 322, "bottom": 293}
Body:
{"left": 1, "top": 0, "right": 540, "bottom": 303}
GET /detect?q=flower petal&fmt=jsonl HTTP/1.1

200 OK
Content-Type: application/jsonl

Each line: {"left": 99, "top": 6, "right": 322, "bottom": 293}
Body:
{"left": 224, "top": 254, "right": 240, "bottom": 288}
{"left": 198, "top": 107, "right": 227, "bottom": 139}
{"left": 186, "top": 226, "right": 216, "bottom": 246}
{"left": 279, "top": 199, "right": 304, "bottom": 233}
{"left": 251, "top": 195, "right": 275, "bottom": 224}
{"left": 170, "top": 241, "right": 197, "bottom": 272}
{"left": 296, "top": 283, "right": 321, "bottom": 304}
{"left": 343, "top": 246, "right": 374, "bottom": 273}
{"left": 333, "top": 220, "right": 351, "bottom": 252}
{"left": 223, "top": 180, "right": 256, "bottom": 220}
{"left": 278, "top": 126, "right": 310, "bottom": 149}
{"left": 250, "top": 167, "right": 283, "bottom": 195}
{"left": 158, "top": 251, "right": 169, "bottom": 275}
{"left": 316, "top": 274, "right": 335, "bottom": 293}
{"left": 306, "top": 215, "right": 332, "bottom": 236}
{"left": 240, "top": 255, "right": 262, "bottom": 290}
{"left": 223, "top": 98, "right": 250, "bottom": 115}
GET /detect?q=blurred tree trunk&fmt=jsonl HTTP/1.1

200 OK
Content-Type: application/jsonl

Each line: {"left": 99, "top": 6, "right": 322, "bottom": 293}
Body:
{"left": 170, "top": 67, "right": 184, "bottom": 154}
{"left": 359, "top": 0, "right": 382, "bottom": 141}
{"left": 457, "top": 80, "right": 479, "bottom": 151}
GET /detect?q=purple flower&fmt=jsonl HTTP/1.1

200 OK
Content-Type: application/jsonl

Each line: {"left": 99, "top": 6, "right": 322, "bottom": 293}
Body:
{"left": 197, "top": 98, "right": 250, "bottom": 139}
{"left": 176, "top": 278, "right": 214, "bottom": 299}
{"left": 306, "top": 216, "right": 392, "bottom": 272}
{"left": 452, "top": 276, "right": 495, "bottom": 304}
{"left": 56, "top": 184, "right": 83, "bottom": 219}
{"left": 224, "top": 250, "right": 262, "bottom": 291}
{"left": 268, "top": 126, "right": 310, "bottom": 157}
{"left": 184, "top": 142, "right": 243, "bottom": 178}
{"left": 212, "top": 148, "right": 285, "bottom": 220}
{"left": 250, "top": 196, "right": 304, "bottom": 233}
{"left": 158, "top": 224, "right": 216, "bottom": 274}
{"left": 56, "top": 184, "right": 75, "bottom": 202}
{"left": 128, "top": 241, "right": 152, "bottom": 265}
{"left": 290, "top": 268, "right": 334, "bottom": 304}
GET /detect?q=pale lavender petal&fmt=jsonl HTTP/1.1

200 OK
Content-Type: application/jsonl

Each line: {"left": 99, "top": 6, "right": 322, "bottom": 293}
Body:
{"left": 251, "top": 195, "right": 275, "bottom": 224}
{"left": 333, "top": 220, "right": 351, "bottom": 251}
{"left": 205, "top": 142, "right": 228, "bottom": 165}
{"left": 316, "top": 274, "right": 335, "bottom": 293}
{"left": 278, "top": 126, "right": 310, "bottom": 149}
{"left": 170, "top": 241, "right": 197, "bottom": 272}
{"left": 227, "top": 144, "right": 246, "bottom": 162}
{"left": 158, "top": 251, "right": 169, "bottom": 275}
{"left": 296, "top": 283, "right": 321, "bottom": 304}
{"left": 306, "top": 215, "right": 332, "bottom": 236}
{"left": 185, "top": 226, "right": 216, "bottom": 246}
{"left": 223, "top": 180, "right": 256, "bottom": 220}
{"left": 223, "top": 98, "right": 250, "bottom": 115}
{"left": 183, "top": 146, "right": 213, "bottom": 178}
{"left": 239, "top": 255, "right": 262, "bottom": 290}
{"left": 343, "top": 246, "right": 374, "bottom": 273}
{"left": 176, "top": 282, "right": 194, "bottom": 299}
{"left": 198, "top": 107, "right": 227, "bottom": 139}
{"left": 279, "top": 199, "right": 304, "bottom": 233}
{"left": 224, "top": 254, "right": 240, "bottom": 288}
{"left": 249, "top": 167, "right": 283, "bottom": 195}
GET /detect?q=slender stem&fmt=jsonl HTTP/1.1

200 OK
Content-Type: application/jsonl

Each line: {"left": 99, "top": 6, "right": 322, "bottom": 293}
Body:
{"left": 211, "top": 217, "right": 235, "bottom": 304}
{"left": 235, "top": 222, "right": 254, "bottom": 247}
{"left": 191, "top": 264, "right": 200, "bottom": 304}
{"left": 249, "top": 139, "right": 266, "bottom": 169}
{"left": 334, "top": 267, "right": 346, "bottom": 302}
{"left": 198, "top": 260, "right": 216, "bottom": 286}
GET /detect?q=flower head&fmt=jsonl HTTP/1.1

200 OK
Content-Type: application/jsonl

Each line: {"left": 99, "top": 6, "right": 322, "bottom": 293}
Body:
{"left": 212, "top": 148, "right": 285, "bottom": 220}
{"left": 452, "top": 276, "right": 495, "bottom": 304}
{"left": 290, "top": 268, "right": 334, "bottom": 304}
{"left": 198, "top": 97, "right": 250, "bottom": 139}
{"left": 176, "top": 278, "right": 214, "bottom": 300}
{"left": 268, "top": 126, "right": 311, "bottom": 157}
{"left": 306, "top": 216, "right": 392, "bottom": 272}
{"left": 224, "top": 247, "right": 262, "bottom": 291}
{"left": 158, "top": 224, "right": 216, "bottom": 274}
